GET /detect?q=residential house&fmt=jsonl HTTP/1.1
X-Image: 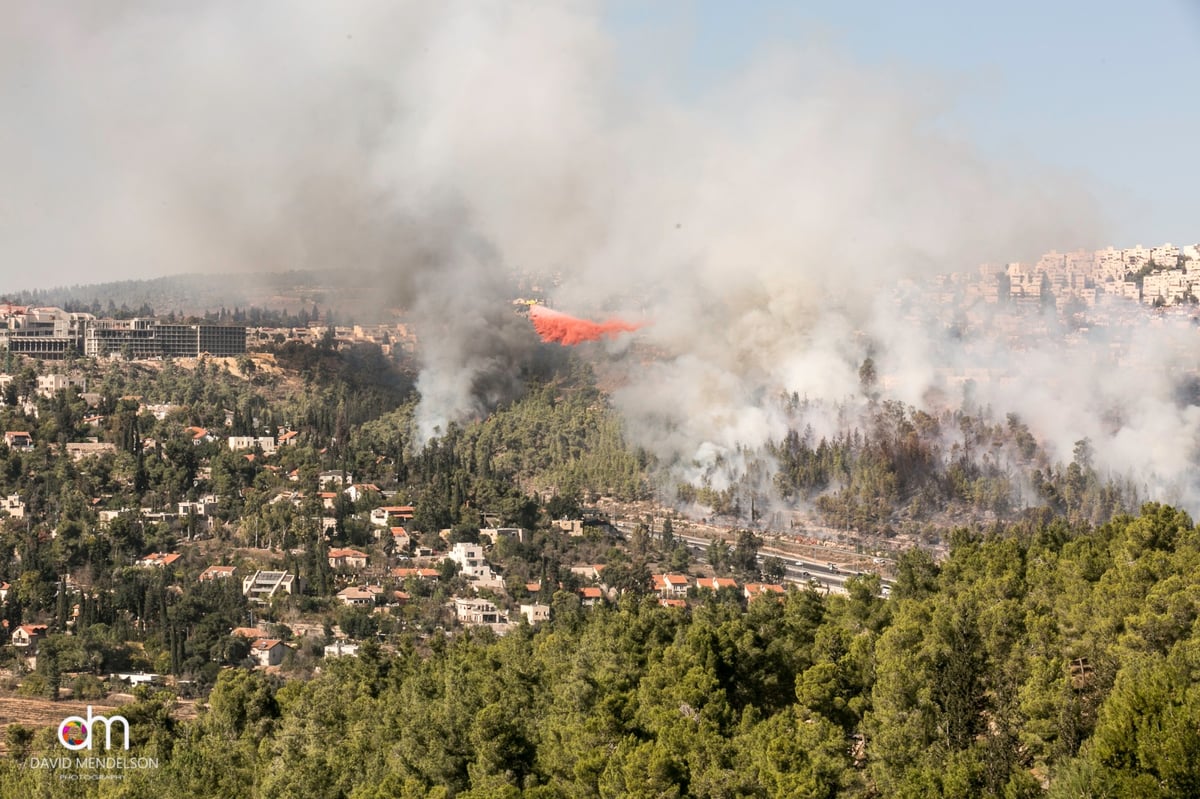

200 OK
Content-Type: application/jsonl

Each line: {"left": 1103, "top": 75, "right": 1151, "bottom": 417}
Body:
{"left": 110, "top": 672, "right": 160, "bottom": 687}
{"left": 324, "top": 640, "right": 360, "bottom": 658}
{"left": 97, "top": 509, "right": 130, "bottom": 528}
{"left": 578, "top": 586, "right": 605, "bottom": 607}
{"left": 1, "top": 495, "right": 25, "bottom": 519}
{"left": 198, "top": 565, "right": 236, "bottom": 582}
{"left": 249, "top": 638, "right": 288, "bottom": 668}
{"left": 226, "top": 436, "right": 276, "bottom": 454}
{"left": 242, "top": 570, "right": 301, "bottom": 602}
{"left": 743, "top": 583, "right": 786, "bottom": 600}
{"left": 65, "top": 442, "right": 117, "bottom": 461}
{"left": 143, "top": 403, "right": 180, "bottom": 420}
{"left": 520, "top": 603, "right": 551, "bottom": 624}
{"left": 479, "top": 527, "right": 528, "bottom": 545}
{"left": 318, "top": 470, "right": 353, "bottom": 489}
{"left": 0, "top": 581, "right": 8, "bottom": 601}
{"left": 652, "top": 574, "right": 690, "bottom": 599}
{"left": 277, "top": 430, "right": 299, "bottom": 447}
{"left": 695, "top": 577, "right": 739, "bottom": 593}
{"left": 552, "top": 519, "right": 585, "bottom": 536}
{"left": 448, "top": 542, "right": 498, "bottom": 582}
{"left": 231, "top": 627, "right": 269, "bottom": 640}
{"left": 139, "top": 507, "right": 179, "bottom": 524}
{"left": 178, "top": 497, "right": 218, "bottom": 517}
{"left": 318, "top": 492, "right": 338, "bottom": 511}
{"left": 370, "top": 505, "right": 415, "bottom": 526}
{"left": 36, "top": 374, "right": 86, "bottom": 397}
{"left": 570, "top": 564, "right": 606, "bottom": 583}
{"left": 343, "top": 483, "right": 380, "bottom": 503}
{"left": 336, "top": 586, "right": 377, "bottom": 607}
{"left": 269, "top": 490, "right": 303, "bottom": 508}
{"left": 328, "top": 548, "right": 369, "bottom": 570}
{"left": 390, "top": 567, "right": 439, "bottom": 582}
{"left": 4, "top": 431, "right": 33, "bottom": 451}
{"left": 185, "top": 427, "right": 214, "bottom": 445}
{"left": 138, "top": 552, "right": 182, "bottom": 568}
{"left": 11, "top": 624, "right": 48, "bottom": 650}
{"left": 453, "top": 597, "right": 504, "bottom": 625}
{"left": 386, "top": 527, "right": 411, "bottom": 551}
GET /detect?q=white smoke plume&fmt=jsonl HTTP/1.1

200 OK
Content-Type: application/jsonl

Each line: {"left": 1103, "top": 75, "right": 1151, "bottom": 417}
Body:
{"left": 9, "top": 2, "right": 1198, "bottom": 512}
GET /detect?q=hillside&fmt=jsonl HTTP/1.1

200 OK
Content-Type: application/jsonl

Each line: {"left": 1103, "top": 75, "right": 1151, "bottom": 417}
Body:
{"left": 4, "top": 269, "right": 406, "bottom": 321}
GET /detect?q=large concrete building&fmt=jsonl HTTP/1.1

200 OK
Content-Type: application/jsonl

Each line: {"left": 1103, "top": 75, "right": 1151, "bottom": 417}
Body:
{"left": 83, "top": 319, "right": 246, "bottom": 358}
{"left": 0, "top": 306, "right": 90, "bottom": 358}
{"left": 0, "top": 305, "right": 245, "bottom": 360}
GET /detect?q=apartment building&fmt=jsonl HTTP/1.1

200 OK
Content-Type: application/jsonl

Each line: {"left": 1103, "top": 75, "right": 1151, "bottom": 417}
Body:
{"left": 84, "top": 319, "right": 246, "bottom": 358}
{"left": 0, "top": 306, "right": 245, "bottom": 359}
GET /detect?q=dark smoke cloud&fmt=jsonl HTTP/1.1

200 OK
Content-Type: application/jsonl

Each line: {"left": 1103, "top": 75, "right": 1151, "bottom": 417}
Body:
{"left": 18, "top": 1, "right": 1193, "bottom": 512}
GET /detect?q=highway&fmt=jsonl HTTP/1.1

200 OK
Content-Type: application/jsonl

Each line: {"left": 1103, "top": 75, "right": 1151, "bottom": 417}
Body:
{"left": 612, "top": 521, "right": 893, "bottom": 597}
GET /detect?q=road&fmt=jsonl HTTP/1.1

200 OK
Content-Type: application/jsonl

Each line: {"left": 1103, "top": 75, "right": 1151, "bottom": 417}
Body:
{"left": 612, "top": 521, "right": 893, "bottom": 597}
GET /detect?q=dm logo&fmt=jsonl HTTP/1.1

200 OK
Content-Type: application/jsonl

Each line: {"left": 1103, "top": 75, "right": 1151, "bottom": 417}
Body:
{"left": 58, "top": 706, "right": 130, "bottom": 751}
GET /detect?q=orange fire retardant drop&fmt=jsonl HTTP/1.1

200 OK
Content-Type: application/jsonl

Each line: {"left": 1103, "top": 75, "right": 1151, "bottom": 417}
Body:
{"left": 528, "top": 304, "right": 640, "bottom": 346}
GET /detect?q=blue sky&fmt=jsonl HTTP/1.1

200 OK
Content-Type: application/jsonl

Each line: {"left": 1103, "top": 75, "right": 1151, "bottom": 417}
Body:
{"left": 606, "top": 0, "right": 1200, "bottom": 248}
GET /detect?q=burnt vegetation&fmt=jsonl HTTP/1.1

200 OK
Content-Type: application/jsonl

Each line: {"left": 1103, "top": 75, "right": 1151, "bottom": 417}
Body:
{"left": 0, "top": 348, "right": 1192, "bottom": 797}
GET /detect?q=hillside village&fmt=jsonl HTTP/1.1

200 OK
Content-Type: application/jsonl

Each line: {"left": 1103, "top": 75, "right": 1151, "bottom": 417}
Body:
{"left": 0, "top": 346, "right": 825, "bottom": 702}
{"left": 1, "top": 270, "right": 1199, "bottom": 794}
{"left": 939, "top": 241, "right": 1200, "bottom": 309}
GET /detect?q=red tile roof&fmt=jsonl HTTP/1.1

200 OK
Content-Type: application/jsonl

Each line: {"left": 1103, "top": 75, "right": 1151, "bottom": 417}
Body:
{"left": 328, "top": 548, "right": 369, "bottom": 559}
{"left": 232, "top": 627, "right": 268, "bottom": 639}
{"left": 139, "top": 552, "right": 182, "bottom": 566}
{"left": 390, "top": 567, "right": 439, "bottom": 579}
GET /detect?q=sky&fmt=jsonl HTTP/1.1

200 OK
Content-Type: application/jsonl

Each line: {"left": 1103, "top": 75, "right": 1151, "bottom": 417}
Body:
{"left": 608, "top": 0, "right": 1200, "bottom": 249}
{"left": 2, "top": 1, "right": 1197, "bottom": 291}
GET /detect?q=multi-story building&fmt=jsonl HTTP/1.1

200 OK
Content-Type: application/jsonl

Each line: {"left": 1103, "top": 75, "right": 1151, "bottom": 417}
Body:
{"left": 242, "top": 570, "right": 301, "bottom": 602}
{"left": 448, "top": 542, "right": 500, "bottom": 582}
{"left": 1, "top": 495, "right": 26, "bottom": 518}
{"left": 156, "top": 323, "right": 246, "bottom": 358}
{"left": 0, "top": 307, "right": 91, "bottom": 359}
{"left": 452, "top": 598, "right": 503, "bottom": 625}
{"left": 36, "top": 374, "right": 87, "bottom": 397}
{"left": 83, "top": 319, "right": 246, "bottom": 358}
{"left": 0, "top": 306, "right": 246, "bottom": 360}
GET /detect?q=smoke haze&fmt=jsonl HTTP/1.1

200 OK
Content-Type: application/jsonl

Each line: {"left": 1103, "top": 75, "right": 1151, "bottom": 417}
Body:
{"left": 7, "top": 2, "right": 1198, "bottom": 510}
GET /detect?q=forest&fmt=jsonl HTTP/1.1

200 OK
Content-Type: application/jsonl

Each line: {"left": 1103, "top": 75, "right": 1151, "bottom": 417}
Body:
{"left": 0, "top": 344, "right": 1197, "bottom": 797}
{"left": 2, "top": 504, "right": 1199, "bottom": 797}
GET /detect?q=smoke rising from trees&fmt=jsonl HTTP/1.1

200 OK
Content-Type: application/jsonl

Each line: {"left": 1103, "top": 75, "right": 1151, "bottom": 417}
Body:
{"left": 8, "top": 2, "right": 1199, "bottom": 510}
